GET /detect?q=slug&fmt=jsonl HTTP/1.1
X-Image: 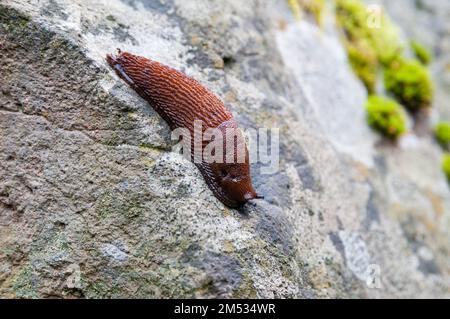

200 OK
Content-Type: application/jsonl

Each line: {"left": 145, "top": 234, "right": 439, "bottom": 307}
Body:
{"left": 106, "top": 50, "right": 259, "bottom": 208}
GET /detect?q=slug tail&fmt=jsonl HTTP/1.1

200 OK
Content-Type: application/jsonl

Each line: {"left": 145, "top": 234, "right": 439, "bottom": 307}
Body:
{"left": 106, "top": 50, "right": 136, "bottom": 86}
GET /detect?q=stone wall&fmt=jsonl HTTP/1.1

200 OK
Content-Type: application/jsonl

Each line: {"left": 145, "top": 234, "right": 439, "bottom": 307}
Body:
{"left": 1, "top": 0, "right": 449, "bottom": 298}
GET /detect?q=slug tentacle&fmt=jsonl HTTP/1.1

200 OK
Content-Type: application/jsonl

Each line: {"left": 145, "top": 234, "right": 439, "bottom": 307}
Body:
{"left": 107, "top": 50, "right": 257, "bottom": 208}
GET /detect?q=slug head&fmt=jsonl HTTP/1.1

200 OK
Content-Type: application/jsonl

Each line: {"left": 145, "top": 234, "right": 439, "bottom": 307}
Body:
{"left": 208, "top": 161, "right": 258, "bottom": 208}
{"left": 199, "top": 120, "right": 259, "bottom": 208}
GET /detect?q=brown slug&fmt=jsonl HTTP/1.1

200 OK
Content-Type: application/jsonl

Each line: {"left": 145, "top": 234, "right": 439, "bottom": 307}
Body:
{"left": 106, "top": 50, "right": 258, "bottom": 208}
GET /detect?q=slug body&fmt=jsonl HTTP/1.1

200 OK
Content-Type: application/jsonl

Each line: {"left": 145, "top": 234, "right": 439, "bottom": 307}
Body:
{"left": 106, "top": 50, "right": 258, "bottom": 208}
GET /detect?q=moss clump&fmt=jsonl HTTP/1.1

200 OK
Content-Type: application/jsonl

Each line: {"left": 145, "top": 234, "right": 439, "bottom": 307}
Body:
{"left": 442, "top": 154, "right": 450, "bottom": 181}
{"left": 434, "top": 122, "right": 450, "bottom": 147}
{"left": 335, "top": 0, "right": 403, "bottom": 63}
{"left": 335, "top": 0, "right": 403, "bottom": 92}
{"left": 410, "top": 40, "right": 432, "bottom": 65}
{"left": 299, "top": 0, "right": 326, "bottom": 25}
{"left": 288, "top": 0, "right": 326, "bottom": 25}
{"left": 287, "top": 0, "right": 302, "bottom": 21}
{"left": 384, "top": 59, "right": 434, "bottom": 112}
{"left": 346, "top": 40, "right": 378, "bottom": 92}
{"left": 366, "top": 95, "right": 406, "bottom": 139}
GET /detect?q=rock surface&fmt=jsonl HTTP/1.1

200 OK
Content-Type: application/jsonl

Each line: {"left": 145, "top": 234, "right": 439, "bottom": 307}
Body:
{"left": 1, "top": 0, "right": 449, "bottom": 298}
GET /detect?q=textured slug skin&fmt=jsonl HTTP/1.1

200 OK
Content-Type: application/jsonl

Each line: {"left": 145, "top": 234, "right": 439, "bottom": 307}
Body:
{"left": 106, "top": 50, "right": 258, "bottom": 208}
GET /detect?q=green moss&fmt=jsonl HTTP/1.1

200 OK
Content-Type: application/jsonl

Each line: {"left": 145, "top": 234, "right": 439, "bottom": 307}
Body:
{"left": 434, "top": 122, "right": 450, "bottom": 147}
{"left": 288, "top": 0, "right": 325, "bottom": 25}
{"left": 287, "top": 0, "right": 302, "bottom": 21}
{"left": 442, "top": 154, "right": 450, "bottom": 182}
{"left": 301, "top": 0, "right": 326, "bottom": 25}
{"left": 336, "top": 0, "right": 435, "bottom": 114}
{"left": 366, "top": 95, "right": 406, "bottom": 139}
{"left": 384, "top": 59, "right": 434, "bottom": 112}
{"left": 335, "top": 0, "right": 403, "bottom": 92}
{"left": 336, "top": 0, "right": 403, "bottom": 64}
{"left": 410, "top": 40, "right": 432, "bottom": 65}
{"left": 346, "top": 40, "right": 378, "bottom": 92}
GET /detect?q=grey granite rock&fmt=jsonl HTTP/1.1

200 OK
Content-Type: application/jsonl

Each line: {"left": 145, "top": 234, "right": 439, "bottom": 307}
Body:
{"left": 1, "top": 0, "right": 449, "bottom": 298}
